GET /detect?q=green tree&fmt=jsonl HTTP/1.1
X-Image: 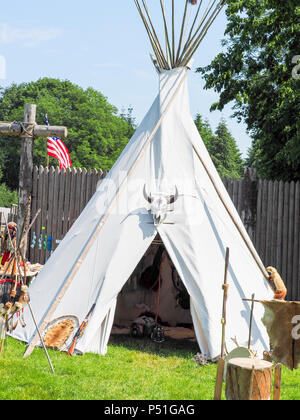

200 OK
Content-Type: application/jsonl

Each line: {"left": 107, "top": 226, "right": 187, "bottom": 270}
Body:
{"left": 210, "top": 119, "right": 244, "bottom": 179}
{"left": 197, "top": 0, "right": 300, "bottom": 181}
{"left": 0, "top": 78, "right": 135, "bottom": 189}
{"left": 194, "top": 114, "right": 244, "bottom": 179}
{"left": 0, "top": 183, "right": 18, "bottom": 207}
{"left": 194, "top": 113, "right": 214, "bottom": 150}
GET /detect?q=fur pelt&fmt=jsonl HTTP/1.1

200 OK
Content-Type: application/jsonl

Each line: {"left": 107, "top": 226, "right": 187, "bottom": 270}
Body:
{"left": 266, "top": 267, "right": 287, "bottom": 300}
{"left": 261, "top": 300, "right": 300, "bottom": 370}
{"left": 43, "top": 318, "right": 76, "bottom": 350}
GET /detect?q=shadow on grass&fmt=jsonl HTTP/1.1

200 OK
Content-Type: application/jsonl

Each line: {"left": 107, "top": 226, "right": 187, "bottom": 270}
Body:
{"left": 108, "top": 333, "right": 200, "bottom": 359}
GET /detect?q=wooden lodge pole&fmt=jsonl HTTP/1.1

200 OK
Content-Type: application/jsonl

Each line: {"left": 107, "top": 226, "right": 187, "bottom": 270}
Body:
{"left": 192, "top": 144, "right": 274, "bottom": 291}
{"left": 221, "top": 248, "right": 230, "bottom": 357}
{"left": 248, "top": 293, "right": 255, "bottom": 350}
{"left": 214, "top": 247, "right": 230, "bottom": 401}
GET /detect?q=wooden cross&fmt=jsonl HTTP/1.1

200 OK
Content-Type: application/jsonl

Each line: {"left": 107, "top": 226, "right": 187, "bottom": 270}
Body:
{"left": 0, "top": 104, "right": 68, "bottom": 251}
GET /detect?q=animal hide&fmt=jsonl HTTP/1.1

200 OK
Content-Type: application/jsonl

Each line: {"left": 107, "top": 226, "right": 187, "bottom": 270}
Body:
{"left": 261, "top": 300, "right": 300, "bottom": 370}
{"left": 266, "top": 266, "right": 287, "bottom": 300}
{"left": 43, "top": 317, "right": 77, "bottom": 350}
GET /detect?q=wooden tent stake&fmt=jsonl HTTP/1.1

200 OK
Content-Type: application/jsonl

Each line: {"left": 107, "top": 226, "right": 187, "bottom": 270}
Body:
{"left": 248, "top": 365, "right": 256, "bottom": 401}
{"left": 273, "top": 364, "right": 282, "bottom": 401}
{"left": 24, "top": 69, "right": 189, "bottom": 358}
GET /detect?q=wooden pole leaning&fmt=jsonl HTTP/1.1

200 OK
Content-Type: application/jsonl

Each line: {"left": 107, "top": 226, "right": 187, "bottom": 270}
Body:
{"left": 192, "top": 144, "right": 274, "bottom": 290}
{"left": 23, "top": 70, "right": 189, "bottom": 358}
{"left": 15, "top": 253, "right": 55, "bottom": 373}
{"left": 175, "top": 0, "right": 189, "bottom": 65}
{"left": 214, "top": 247, "right": 230, "bottom": 401}
{"left": 159, "top": 0, "right": 173, "bottom": 67}
{"left": 180, "top": 0, "right": 203, "bottom": 59}
{"left": 248, "top": 293, "right": 255, "bottom": 350}
{"left": 27, "top": 301, "right": 55, "bottom": 373}
{"left": 134, "top": 0, "right": 169, "bottom": 69}
{"left": 221, "top": 248, "right": 230, "bottom": 357}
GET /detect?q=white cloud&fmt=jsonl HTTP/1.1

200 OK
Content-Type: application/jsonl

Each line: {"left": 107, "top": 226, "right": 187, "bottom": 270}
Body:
{"left": 0, "top": 23, "right": 62, "bottom": 47}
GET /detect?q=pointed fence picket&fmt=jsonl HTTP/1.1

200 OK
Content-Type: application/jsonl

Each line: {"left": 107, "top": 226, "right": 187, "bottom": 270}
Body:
{"left": 29, "top": 166, "right": 104, "bottom": 265}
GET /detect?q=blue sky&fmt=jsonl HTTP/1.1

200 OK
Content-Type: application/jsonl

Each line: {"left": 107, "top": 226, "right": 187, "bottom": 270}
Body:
{"left": 0, "top": 1, "right": 252, "bottom": 158}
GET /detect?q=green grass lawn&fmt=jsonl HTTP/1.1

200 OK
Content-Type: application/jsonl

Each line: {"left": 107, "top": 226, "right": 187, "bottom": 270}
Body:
{"left": 0, "top": 334, "right": 299, "bottom": 400}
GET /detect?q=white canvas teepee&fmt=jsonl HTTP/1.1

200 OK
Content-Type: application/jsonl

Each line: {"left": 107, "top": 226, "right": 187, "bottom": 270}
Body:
{"left": 13, "top": 64, "right": 273, "bottom": 360}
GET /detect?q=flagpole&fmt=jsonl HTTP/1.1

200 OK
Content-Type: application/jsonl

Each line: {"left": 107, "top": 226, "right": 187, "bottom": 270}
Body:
{"left": 45, "top": 113, "right": 55, "bottom": 169}
{"left": 45, "top": 114, "right": 49, "bottom": 168}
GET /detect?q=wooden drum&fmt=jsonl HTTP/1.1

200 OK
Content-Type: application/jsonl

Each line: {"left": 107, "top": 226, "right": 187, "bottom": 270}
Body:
{"left": 225, "top": 358, "right": 274, "bottom": 400}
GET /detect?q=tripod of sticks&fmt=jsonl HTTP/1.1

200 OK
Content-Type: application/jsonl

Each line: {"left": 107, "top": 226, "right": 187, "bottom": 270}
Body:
{"left": 0, "top": 204, "right": 55, "bottom": 373}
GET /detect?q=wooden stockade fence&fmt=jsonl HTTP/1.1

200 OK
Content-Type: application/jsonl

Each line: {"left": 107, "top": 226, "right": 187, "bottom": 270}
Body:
{"left": 29, "top": 166, "right": 106, "bottom": 265}
{"left": 223, "top": 169, "right": 300, "bottom": 301}
{"left": 27, "top": 166, "right": 300, "bottom": 301}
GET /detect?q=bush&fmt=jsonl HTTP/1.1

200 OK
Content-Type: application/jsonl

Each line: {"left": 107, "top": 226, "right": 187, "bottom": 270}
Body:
{"left": 0, "top": 183, "right": 18, "bottom": 208}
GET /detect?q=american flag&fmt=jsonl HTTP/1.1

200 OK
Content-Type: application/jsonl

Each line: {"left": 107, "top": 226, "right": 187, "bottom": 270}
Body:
{"left": 45, "top": 113, "right": 72, "bottom": 169}
{"left": 47, "top": 137, "right": 72, "bottom": 169}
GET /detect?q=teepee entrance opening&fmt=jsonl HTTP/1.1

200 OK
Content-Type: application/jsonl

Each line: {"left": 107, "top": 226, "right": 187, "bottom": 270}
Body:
{"left": 111, "top": 234, "right": 197, "bottom": 346}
